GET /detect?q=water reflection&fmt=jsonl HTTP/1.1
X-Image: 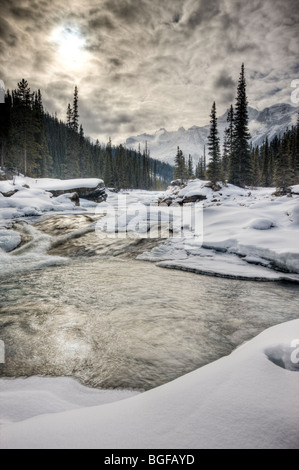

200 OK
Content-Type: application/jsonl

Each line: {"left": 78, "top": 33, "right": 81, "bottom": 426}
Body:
{"left": 0, "top": 257, "right": 298, "bottom": 390}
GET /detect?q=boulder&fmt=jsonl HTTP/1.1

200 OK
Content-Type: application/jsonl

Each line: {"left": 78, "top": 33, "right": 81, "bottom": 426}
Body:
{"left": 181, "top": 195, "right": 207, "bottom": 204}
{"left": 70, "top": 192, "right": 80, "bottom": 207}
{"left": 158, "top": 194, "right": 207, "bottom": 206}
{"left": 1, "top": 190, "right": 19, "bottom": 198}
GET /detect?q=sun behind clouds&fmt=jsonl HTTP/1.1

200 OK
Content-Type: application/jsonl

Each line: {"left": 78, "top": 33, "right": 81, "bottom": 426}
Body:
{"left": 50, "top": 26, "right": 89, "bottom": 69}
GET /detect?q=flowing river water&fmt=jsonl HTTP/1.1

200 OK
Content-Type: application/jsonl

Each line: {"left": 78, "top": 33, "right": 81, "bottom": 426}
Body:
{"left": 0, "top": 213, "right": 298, "bottom": 391}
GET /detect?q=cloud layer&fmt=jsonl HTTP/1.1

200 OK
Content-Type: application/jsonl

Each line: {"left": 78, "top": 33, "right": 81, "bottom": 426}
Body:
{"left": 1, "top": 0, "right": 298, "bottom": 142}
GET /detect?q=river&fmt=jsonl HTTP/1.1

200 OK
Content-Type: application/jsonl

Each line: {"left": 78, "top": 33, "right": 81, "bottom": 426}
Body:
{"left": 0, "top": 214, "right": 298, "bottom": 391}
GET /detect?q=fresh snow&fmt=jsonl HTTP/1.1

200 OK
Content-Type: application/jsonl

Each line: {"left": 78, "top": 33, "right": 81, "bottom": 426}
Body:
{"left": 0, "top": 378, "right": 138, "bottom": 426}
{"left": 139, "top": 180, "right": 299, "bottom": 279}
{"left": 0, "top": 177, "right": 103, "bottom": 228}
{"left": 1, "top": 320, "right": 298, "bottom": 449}
{"left": 25, "top": 177, "right": 104, "bottom": 191}
{"left": 0, "top": 176, "right": 103, "bottom": 192}
{"left": 1, "top": 177, "right": 299, "bottom": 280}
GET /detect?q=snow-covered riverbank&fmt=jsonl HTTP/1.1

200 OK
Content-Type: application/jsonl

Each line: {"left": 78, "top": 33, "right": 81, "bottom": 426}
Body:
{"left": 1, "top": 177, "right": 299, "bottom": 281}
{"left": 139, "top": 180, "right": 299, "bottom": 281}
{"left": 0, "top": 176, "right": 104, "bottom": 231}
{"left": 1, "top": 320, "right": 298, "bottom": 449}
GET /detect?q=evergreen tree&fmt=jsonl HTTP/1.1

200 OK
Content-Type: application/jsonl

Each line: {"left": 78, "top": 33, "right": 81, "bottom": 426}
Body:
{"left": 187, "top": 154, "right": 194, "bottom": 180}
{"left": 174, "top": 147, "right": 186, "bottom": 182}
{"left": 251, "top": 146, "right": 260, "bottom": 187}
{"left": 261, "top": 137, "right": 272, "bottom": 186}
{"left": 79, "top": 124, "right": 90, "bottom": 177}
{"left": 2, "top": 79, "right": 174, "bottom": 189}
{"left": 274, "top": 131, "right": 294, "bottom": 194}
{"left": 33, "top": 90, "right": 52, "bottom": 177}
{"left": 203, "top": 145, "right": 207, "bottom": 179}
{"left": 72, "top": 86, "right": 79, "bottom": 133}
{"left": 66, "top": 104, "right": 73, "bottom": 129}
{"left": 10, "top": 79, "right": 41, "bottom": 175}
{"left": 0, "top": 90, "right": 11, "bottom": 169}
{"left": 195, "top": 156, "right": 206, "bottom": 179}
{"left": 222, "top": 105, "right": 234, "bottom": 181}
{"left": 230, "top": 64, "right": 251, "bottom": 187}
{"left": 207, "top": 102, "right": 221, "bottom": 185}
{"left": 103, "top": 138, "right": 114, "bottom": 187}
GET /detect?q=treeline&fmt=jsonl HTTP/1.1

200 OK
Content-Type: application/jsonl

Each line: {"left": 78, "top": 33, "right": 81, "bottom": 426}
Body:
{"left": 0, "top": 79, "right": 173, "bottom": 189}
{"left": 174, "top": 64, "right": 299, "bottom": 193}
{"left": 173, "top": 147, "right": 207, "bottom": 182}
{"left": 251, "top": 125, "right": 299, "bottom": 193}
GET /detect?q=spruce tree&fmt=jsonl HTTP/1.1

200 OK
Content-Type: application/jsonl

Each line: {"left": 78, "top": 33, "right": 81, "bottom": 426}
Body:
{"left": 72, "top": 86, "right": 79, "bottom": 133}
{"left": 174, "top": 147, "right": 186, "bottom": 182}
{"left": 187, "top": 155, "right": 194, "bottom": 180}
{"left": 11, "top": 79, "right": 41, "bottom": 175}
{"left": 203, "top": 145, "right": 207, "bottom": 178}
{"left": 274, "top": 131, "right": 294, "bottom": 194}
{"left": 195, "top": 160, "right": 201, "bottom": 179}
{"left": 207, "top": 102, "right": 221, "bottom": 186}
{"left": 195, "top": 157, "right": 206, "bottom": 179}
{"left": 261, "top": 137, "right": 271, "bottom": 186}
{"left": 230, "top": 64, "right": 251, "bottom": 187}
{"left": 0, "top": 90, "right": 11, "bottom": 169}
{"left": 104, "top": 138, "right": 114, "bottom": 187}
{"left": 66, "top": 104, "right": 73, "bottom": 129}
{"left": 222, "top": 105, "right": 234, "bottom": 181}
{"left": 3, "top": 78, "right": 174, "bottom": 188}
{"left": 79, "top": 124, "right": 89, "bottom": 177}
{"left": 251, "top": 146, "right": 260, "bottom": 187}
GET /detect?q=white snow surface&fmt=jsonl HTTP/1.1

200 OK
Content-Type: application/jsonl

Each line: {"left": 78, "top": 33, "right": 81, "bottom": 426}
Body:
{"left": 1, "top": 320, "right": 298, "bottom": 449}
{"left": 0, "top": 177, "right": 104, "bottom": 228}
{"left": 0, "top": 176, "right": 103, "bottom": 192}
{"left": 1, "top": 177, "right": 299, "bottom": 280}
{"left": 0, "top": 378, "right": 138, "bottom": 426}
{"left": 27, "top": 177, "right": 104, "bottom": 191}
{"left": 139, "top": 180, "right": 299, "bottom": 279}
{"left": 0, "top": 229, "right": 21, "bottom": 252}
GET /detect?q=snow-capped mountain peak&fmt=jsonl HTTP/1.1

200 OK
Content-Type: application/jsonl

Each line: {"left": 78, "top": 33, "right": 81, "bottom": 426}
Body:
{"left": 126, "top": 103, "right": 297, "bottom": 165}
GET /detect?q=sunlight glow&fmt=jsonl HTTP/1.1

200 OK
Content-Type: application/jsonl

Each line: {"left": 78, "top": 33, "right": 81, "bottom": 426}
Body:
{"left": 51, "top": 27, "right": 87, "bottom": 68}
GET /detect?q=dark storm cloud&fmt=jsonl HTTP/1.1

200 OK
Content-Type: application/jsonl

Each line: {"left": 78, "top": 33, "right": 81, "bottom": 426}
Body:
{"left": 109, "top": 58, "right": 123, "bottom": 68}
{"left": 0, "top": 0, "right": 298, "bottom": 142}
{"left": 88, "top": 15, "right": 115, "bottom": 31}
{"left": 215, "top": 73, "right": 235, "bottom": 89}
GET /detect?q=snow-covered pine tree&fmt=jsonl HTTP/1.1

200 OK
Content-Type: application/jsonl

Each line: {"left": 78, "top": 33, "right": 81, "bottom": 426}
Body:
{"left": 207, "top": 102, "right": 221, "bottom": 186}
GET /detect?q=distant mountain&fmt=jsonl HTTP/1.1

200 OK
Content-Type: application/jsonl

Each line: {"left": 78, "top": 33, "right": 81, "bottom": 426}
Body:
{"left": 126, "top": 104, "right": 297, "bottom": 165}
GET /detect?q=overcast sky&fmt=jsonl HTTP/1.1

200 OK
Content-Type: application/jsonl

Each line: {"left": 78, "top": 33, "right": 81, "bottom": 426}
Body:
{"left": 1, "top": 0, "right": 298, "bottom": 142}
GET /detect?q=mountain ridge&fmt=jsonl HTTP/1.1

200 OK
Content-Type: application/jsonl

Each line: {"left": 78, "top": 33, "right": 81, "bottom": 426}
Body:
{"left": 126, "top": 103, "right": 297, "bottom": 165}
